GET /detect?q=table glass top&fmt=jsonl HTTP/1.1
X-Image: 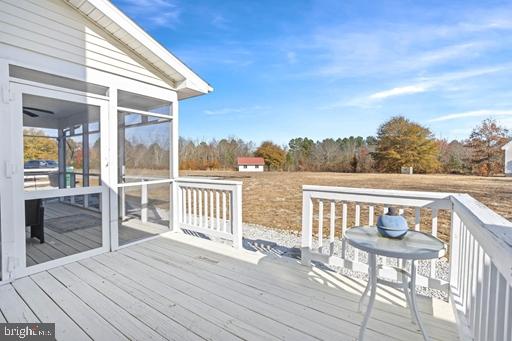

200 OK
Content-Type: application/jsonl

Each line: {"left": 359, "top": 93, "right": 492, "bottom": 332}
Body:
{"left": 345, "top": 227, "right": 445, "bottom": 260}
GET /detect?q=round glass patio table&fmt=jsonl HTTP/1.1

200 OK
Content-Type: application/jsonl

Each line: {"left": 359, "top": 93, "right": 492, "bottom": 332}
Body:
{"left": 345, "top": 227, "right": 445, "bottom": 341}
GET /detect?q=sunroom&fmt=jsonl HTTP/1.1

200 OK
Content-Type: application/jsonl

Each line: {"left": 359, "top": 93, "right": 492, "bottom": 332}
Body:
{"left": 0, "top": 0, "right": 237, "bottom": 281}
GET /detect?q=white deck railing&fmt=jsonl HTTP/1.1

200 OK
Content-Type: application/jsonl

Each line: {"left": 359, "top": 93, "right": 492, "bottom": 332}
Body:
{"left": 301, "top": 185, "right": 512, "bottom": 341}
{"left": 449, "top": 194, "right": 512, "bottom": 341}
{"left": 301, "top": 185, "right": 452, "bottom": 291}
{"left": 176, "top": 177, "right": 243, "bottom": 249}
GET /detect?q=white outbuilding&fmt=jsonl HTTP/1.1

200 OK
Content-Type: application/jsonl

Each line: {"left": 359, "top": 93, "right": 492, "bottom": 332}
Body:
{"left": 502, "top": 140, "right": 512, "bottom": 176}
{"left": 237, "top": 157, "right": 265, "bottom": 172}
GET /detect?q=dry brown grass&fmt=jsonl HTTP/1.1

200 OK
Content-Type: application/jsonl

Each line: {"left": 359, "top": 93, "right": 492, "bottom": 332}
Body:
{"left": 181, "top": 170, "right": 512, "bottom": 242}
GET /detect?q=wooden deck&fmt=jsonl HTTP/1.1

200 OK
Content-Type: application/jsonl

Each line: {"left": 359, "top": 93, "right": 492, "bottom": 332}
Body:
{"left": 26, "top": 202, "right": 168, "bottom": 266}
{"left": 1, "top": 233, "right": 459, "bottom": 341}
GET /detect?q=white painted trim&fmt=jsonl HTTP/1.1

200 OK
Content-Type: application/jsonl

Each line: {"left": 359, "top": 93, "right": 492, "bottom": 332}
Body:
{"left": 117, "top": 106, "right": 173, "bottom": 120}
{"left": 108, "top": 86, "right": 119, "bottom": 251}
{"left": 0, "top": 58, "right": 15, "bottom": 282}
{"left": 177, "top": 177, "right": 243, "bottom": 186}
{"left": 117, "top": 179, "right": 173, "bottom": 188}
{"left": 23, "top": 186, "right": 103, "bottom": 200}
{"left": 115, "top": 234, "right": 161, "bottom": 250}
{"left": 15, "top": 247, "right": 108, "bottom": 278}
{"left": 7, "top": 82, "right": 111, "bottom": 278}
{"left": 10, "top": 77, "right": 109, "bottom": 101}
{"left": 0, "top": 51, "right": 178, "bottom": 103}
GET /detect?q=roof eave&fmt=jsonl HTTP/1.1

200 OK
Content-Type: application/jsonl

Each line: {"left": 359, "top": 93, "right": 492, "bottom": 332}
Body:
{"left": 65, "top": 0, "right": 212, "bottom": 97}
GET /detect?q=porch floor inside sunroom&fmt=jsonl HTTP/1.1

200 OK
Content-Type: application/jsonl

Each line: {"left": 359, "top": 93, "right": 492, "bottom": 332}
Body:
{"left": 26, "top": 201, "right": 169, "bottom": 266}
{"left": 1, "top": 233, "right": 459, "bottom": 341}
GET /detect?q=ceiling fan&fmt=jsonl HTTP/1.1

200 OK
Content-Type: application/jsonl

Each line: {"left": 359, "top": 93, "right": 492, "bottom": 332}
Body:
{"left": 22, "top": 106, "right": 55, "bottom": 118}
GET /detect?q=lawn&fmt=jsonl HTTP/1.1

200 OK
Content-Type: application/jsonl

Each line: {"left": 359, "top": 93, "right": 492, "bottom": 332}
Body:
{"left": 181, "top": 170, "right": 512, "bottom": 243}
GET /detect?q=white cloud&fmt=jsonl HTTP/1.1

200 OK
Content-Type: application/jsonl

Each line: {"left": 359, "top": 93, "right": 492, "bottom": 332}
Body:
{"left": 369, "top": 84, "right": 429, "bottom": 100}
{"left": 366, "top": 64, "right": 507, "bottom": 102}
{"left": 204, "top": 106, "right": 268, "bottom": 116}
{"left": 428, "top": 109, "right": 512, "bottom": 122}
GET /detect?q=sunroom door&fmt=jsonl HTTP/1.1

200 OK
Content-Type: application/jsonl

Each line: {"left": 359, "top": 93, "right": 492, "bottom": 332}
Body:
{"left": 114, "top": 90, "right": 173, "bottom": 248}
{"left": 10, "top": 82, "right": 110, "bottom": 277}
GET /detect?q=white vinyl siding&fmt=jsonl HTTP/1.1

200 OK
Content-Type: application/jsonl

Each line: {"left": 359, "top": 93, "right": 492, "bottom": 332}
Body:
{"left": 238, "top": 165, "right": 264, "bottom": 172}
{"left": 0, "top": 0, "right": 174, "bottom": 89}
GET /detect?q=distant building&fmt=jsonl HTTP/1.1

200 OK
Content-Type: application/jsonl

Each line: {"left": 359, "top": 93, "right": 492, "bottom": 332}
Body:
{"left": 502, "top": 140, "right": 512, "bottom": 176}
{"left": 237, "top": 157, "right": 265, "bottom": 172}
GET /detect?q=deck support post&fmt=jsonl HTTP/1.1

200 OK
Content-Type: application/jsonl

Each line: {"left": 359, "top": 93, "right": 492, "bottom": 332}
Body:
{"left": 301, "top": 189, "right": 313, "bottom": 266}
{"left": 232, "top": 183, "right": 243, "bottom": 249}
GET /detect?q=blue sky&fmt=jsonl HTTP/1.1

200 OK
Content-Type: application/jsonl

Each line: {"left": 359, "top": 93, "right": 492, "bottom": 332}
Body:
{"left": 113, "top": 0, "right": 512, "bottom": 145}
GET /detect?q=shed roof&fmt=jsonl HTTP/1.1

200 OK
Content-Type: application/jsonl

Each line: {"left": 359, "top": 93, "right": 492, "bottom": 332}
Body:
{"left": 237, "top": 157, "right": 265, "bottom": 165}
{"left": 64, "top": 0, "right": 212, "bottom": 99}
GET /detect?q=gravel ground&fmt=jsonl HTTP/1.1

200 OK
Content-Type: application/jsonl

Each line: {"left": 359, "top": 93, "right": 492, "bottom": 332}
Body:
{"left": 242, "top": 223, "right": 449, "bottom": 301}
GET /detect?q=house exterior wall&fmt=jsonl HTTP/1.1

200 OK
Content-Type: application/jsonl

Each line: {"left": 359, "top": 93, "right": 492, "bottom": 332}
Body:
{"left": 238, "top": 165, "right": 264, "bottom": 172}
{"left": 0, "top": 0, "right": 174, "bottom": 89}
{"left": 505, "top": 147, "right": 512, "bottom": 176}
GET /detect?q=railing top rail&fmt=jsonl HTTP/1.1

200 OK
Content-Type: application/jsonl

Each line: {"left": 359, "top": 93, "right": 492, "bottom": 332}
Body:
{"left": 302, "top": 185, "right": 453, "bottom": 208}
{"left": 177, "top": 177, "right": 243, "bottom": 186}
{"left": 451, "top": 194, "right": 512, "bottom": 255}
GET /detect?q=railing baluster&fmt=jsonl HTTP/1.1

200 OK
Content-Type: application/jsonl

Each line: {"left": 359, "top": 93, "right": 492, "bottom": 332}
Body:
{"left": 187, "top": 187, "right": 192, "bottom": 225}
{"left": 209, "top": 190, "right": 214, "bottom": 229}
{"left": 341, "top": 203, "right": 347, "bottom": 258}
{"left": 177, "top": 187, "right": 182, "bottom": 224}
{"left": 355, "top": 203, "right": 361, "bottom": 226}
{"left": 193, "top": 188, "right": 197, "bottom": 226}
{"left": 318, "top": 200, "right": 323, "bottom": 252}
{"left": 198, "top": 189, "right": 203, "bottom": 228}
{"left": 182, "top": 187, "right": 186, "bottom": 224}
{"left": 430, "top": 207, "right": 439, "bottom": 278}
{"left": 487, "top": 264, "right": 498, "bottom": 341}
{"left": 368, "top": 205, "right": 374, "bottom": 226}
{"left": 141, "top": 183, "right": 148, "bottom": 223}
{"left": 506, "top": 286, "right": 511, "bottom": 341}
{"left": 222, "top": 192, "right": 227, "bottom": 232}
{"left": 415, "top": 208, "right": 421, "bottom": 231}
{"left": 474, "top": 245, "right": 484, "bottom": 339}
{"left": 495, "top": 273, "right": 507, "bottom": 341}
{"left": 203, "top": 190, "right": 209, "bottom": 229}
{"left": 216, "top": 191, "right": 220, "bottom": 231}
{"left": 354, "top": 203, "right": 360, "bottom": 263}
{"left": 329, "top": 201, "right": 335, "bottom": 255}
{"left": 480, "top": 254, "right": 491, "bottom": 341}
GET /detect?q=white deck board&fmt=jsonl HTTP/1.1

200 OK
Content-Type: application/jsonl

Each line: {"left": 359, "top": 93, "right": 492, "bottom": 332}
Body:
{"left": 121, "top": 247, "right": 358, "bottom": 340}
{"left": 0, "top": 234, "right": 459, "bottom": 341}
{"left": 137, "top": 239, "right": 458, "bottom": 340}
{"left": 0, "top": 284, "right": 40, "bottom": 323}
{"left": 30, "top": 271, "right": 128, "bottom": 341}
{"left": 63, "top": 262, "right": 203, "bottom": 341}
{"left": 11, "top": 277, "right": 91, "bottom": 340}
{"left": 148, "top": 237, "right": 456, "bottom": 331}
{"left": 47, "top": 266, "right": 166, "bottom": 341}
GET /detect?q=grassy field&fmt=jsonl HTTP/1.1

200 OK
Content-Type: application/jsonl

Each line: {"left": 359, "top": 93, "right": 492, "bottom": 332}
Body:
{"left": 181, "top": 170, "right": 512, "bottom": 243}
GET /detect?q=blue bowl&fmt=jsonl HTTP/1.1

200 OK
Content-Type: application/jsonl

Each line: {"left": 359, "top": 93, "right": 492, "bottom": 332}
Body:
{"left": 377, "top": 226, "right": 408, "bottom": 239}
{"left": 377, "top": 214, "right": 409, "bottom": 239}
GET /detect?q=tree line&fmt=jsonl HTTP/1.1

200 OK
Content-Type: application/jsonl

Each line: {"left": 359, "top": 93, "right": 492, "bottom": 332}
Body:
{"left": 179, "top": 117, "right": 511, "bottom": 176}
